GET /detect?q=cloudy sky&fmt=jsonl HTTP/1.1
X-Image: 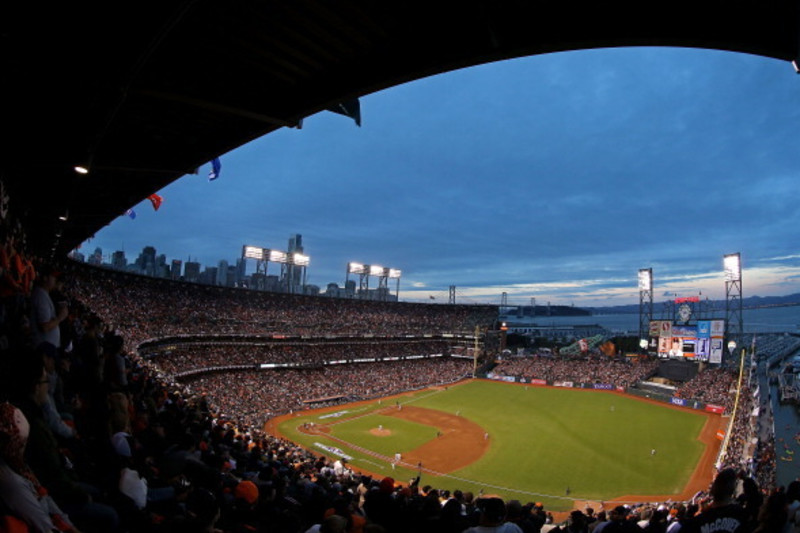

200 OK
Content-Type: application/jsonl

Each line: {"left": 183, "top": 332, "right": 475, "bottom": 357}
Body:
{"left": 87, "top": 47, "right": 800, "bottom": 307}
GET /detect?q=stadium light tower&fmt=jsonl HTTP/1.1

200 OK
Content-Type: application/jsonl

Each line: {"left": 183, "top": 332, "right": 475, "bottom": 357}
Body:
{"left": 724, "top": 253, "right": 743, "bottom": 360}
{"left": 347, "top": 262, "right": 369, "bottom": 298}
{"left": 638, "top": 268, "right": 653, "bottom": 343}
{"left": 242, "top": 244, "right": 310, "bottom": 293}
{"left": 387, "top": 267, "right": 402, "bottom": 301}
{"left": 242, "top": 245, "right": 269, "bottom": 279}
{"left": 346, "top": 262, "right": 401, "bottom": 301}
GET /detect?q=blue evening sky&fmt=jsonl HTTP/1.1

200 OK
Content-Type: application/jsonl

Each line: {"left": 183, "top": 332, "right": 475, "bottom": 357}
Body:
{"left": 86, "top": 47, "right": 800, "bottom": 307}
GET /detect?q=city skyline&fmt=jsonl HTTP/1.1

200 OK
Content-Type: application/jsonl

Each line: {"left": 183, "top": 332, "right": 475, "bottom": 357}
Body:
{"left": 86, "top": 47, "right": 800, "bottom": 307}
{"left": 76, "top": 242, "right": 800, "bottom": 311}
{"left": 78, "top": 237, "right": 397, "bottom": 301}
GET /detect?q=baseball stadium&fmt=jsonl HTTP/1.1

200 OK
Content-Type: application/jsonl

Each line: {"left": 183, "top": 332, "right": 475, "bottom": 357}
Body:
{"left": 3, "top": 3, "right": 800, "bottom": 532}
{"left": 1, "top": 259, "right": 791, "bottom": 532}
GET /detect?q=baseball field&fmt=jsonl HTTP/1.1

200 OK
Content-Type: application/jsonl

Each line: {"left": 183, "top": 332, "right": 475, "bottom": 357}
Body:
{"left": 269, "top": 379, "right": 721, "bottom": 511}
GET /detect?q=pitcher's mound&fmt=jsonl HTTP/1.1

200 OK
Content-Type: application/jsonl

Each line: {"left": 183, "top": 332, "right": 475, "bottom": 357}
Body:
{"left": 370, "top": 428, "right": 392, "bottom": 437}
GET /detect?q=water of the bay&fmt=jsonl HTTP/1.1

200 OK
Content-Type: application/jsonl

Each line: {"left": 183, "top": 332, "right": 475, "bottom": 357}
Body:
{"left": 505, "top": 305, "right": 800, "bottom": 335}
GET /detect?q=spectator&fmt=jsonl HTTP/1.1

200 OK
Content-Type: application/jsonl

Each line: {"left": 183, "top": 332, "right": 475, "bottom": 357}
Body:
{"left": 682, "top": 469, "right": 748, "bottom": 533}
{"left": 464, "top": 496, "right": 523, "bottom": 533}
{"left": 0, "top": 401, "right": 79, "bottom": 533}
{"left": 30, "top": 265, "right": 68, "bottom": 349}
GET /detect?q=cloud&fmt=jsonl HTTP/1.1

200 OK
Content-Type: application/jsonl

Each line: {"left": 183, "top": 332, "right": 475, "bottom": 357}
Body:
{"left": 88, "top": 47, "right": 800, "bottom": 307}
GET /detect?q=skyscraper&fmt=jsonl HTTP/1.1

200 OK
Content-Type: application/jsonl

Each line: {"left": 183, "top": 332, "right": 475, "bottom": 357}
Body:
{"left": 111, "top": 250, "right": 127, "bottom": 271}
{"left": 184, "top": 261, "right": 200, "bottom": 282}
{"left": 171, "top": 259, "right": 182, "bottom": 280}
{"left": 285, "top": 233, "right": 303, "bottom": 292}
{"left": 217, "top": 260, "right": 229, "bottom": 286}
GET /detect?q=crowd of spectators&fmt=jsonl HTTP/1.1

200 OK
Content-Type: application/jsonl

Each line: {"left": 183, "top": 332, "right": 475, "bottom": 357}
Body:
{"left": 674, "top": 368, "right": 738, "bottom": 411}
{"left": 149, "top": 339, "right": 454, "bottom": 376}
{"left": 183, "top": 358, "right": 473, "bottom": 429}
{"left": 0, "top": 258, "right": 791, "bottom": 533}
{"left": 492, "top": 357, "right": 659, "bottom": 390}
{"left": 64, "top": 263, "right": 496, "bottom": 349}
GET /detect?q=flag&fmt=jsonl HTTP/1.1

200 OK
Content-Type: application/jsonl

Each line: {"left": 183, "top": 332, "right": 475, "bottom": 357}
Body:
{"left": 429, "top": 295, "right": 435, "bottom": 300}
{"left": 148, "top": 193, "right": 163, "bottom": 211}
{"left": 326, "top": 98, "right": 361, "bottom": 126}
{"left": 125, "top": 208, "right": 136, "bottom": 219}
{"left": 208, "top": 157, "right": 222, "bottom": 181}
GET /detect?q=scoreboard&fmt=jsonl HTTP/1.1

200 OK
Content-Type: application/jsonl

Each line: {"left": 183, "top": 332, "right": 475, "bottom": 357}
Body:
{"left": 649, "top": 319, "right": 725, "bottom": 363}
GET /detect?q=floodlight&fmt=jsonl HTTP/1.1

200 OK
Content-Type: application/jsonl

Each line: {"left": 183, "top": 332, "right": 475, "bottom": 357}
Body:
{"left": 269, "top": 250, "right": 287, "bottom": 263}
{"left": 369, "top": 265, "right": 384, "bottom": 276}
{"left": 293, "top": 253, "right": 310, "bottom": 266}
{"left": 794, "top": 59, "right": 800, "bottom": 74}
{"left": 348, "top": 262, "right": 366, "bottom": 274}
{"left": 727, "top": 340, "right": 737, "bottom": 354}
{"left": 723, "top": 253, "right": 741, "bottom": 282}
{"left": 243, "top": 245, "right": 264, "bottom": 260}
{"left": 388, "top": 268, "right": 402, "bottom": 279}
{"left": 74, "top": 165, "right": 89, "bottom": 174}
{"left": 639, "top": 339, "right": 648, "bottom": 349}
{"left": 638, "top": 268, "right": 652, "bottom": 291}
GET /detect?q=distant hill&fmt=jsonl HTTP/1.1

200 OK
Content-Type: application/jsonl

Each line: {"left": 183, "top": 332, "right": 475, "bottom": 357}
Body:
{"left": 587, "top": 293, "right": 800, "bottom": 315}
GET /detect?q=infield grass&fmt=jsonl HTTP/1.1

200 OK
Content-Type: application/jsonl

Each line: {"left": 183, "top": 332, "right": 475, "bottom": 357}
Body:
{"left": 277, "top": 380, "right": 709, "bottom": 510}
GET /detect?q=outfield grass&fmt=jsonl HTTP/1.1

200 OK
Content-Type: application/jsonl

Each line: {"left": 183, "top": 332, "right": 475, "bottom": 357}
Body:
{"left": 277, "top": 380, "right": 708, "bottom": 510}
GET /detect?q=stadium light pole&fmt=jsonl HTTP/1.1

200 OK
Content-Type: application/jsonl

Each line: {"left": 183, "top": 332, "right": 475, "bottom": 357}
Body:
{"left": 348, "top": 262, "right": 401, "bottom": 301}
{"left": 243, "top": 245, "right": 309, "bottom": 294}
{"left": 387, "top": 268, "right": 402, "bottom": 300}
{"left": 724, "top": 253, "right": 743, "bottom": 363}
{"left": 638, "top": 268, "right": 653, "bottom": 343}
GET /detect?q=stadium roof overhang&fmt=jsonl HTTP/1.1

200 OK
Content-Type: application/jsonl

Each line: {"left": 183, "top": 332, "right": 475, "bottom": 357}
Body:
{"left": 2, "top": 1, "right": 798, "bottom": 257}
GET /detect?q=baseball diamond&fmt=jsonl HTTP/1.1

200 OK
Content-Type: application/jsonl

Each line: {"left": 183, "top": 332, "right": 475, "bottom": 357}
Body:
{"left": 270, "top": 379, "right": 722, "bottom": 511}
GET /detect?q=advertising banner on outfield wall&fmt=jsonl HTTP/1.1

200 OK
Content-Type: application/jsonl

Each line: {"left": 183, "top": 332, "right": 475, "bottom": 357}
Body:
{"left": 530, "top": 379, "right": 547, "bottom": 386}
{"left": 487, "top": 373, "right": 515, "bottom": 383}
{"left": 553, "top": 381, "right": 574, "bottom": 388}
{"left": 593, "top": 383, "right": 614, "bottom": 390}
{"left": 705, "top": 404, "right": 725, "bottom": 414}
{"left": 671, "top": 397, "right": 687, "bottom": 406}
